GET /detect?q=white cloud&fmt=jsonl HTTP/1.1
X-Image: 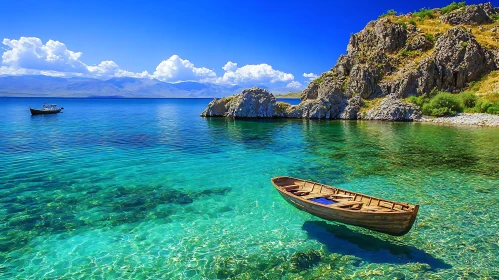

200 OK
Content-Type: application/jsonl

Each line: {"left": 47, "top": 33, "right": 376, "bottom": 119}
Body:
{"left": 1, "top": 36, "right": 303, "bottom": 91}
{"left": 152, "top": 55, "right": 216, "bottom": 82}
{"left": 303, "top": 72, "right": 318, "bottom": 80}
{"left": 222, "top": 61, "right": 238, "bottom": 72}
{"left": 1, "top": 36, "right": 148, "bottom": 79}
{"left": 216, "top": 62, "right": 294, "bottom": 86}
{"left": 2, "top": 37, "right": 87, "bottom": 73}
{"left": 87, "top": 60, "right": 150, "bottom": 78}
{"left": 286, "top": 81, "right": 302, "bottom": 89}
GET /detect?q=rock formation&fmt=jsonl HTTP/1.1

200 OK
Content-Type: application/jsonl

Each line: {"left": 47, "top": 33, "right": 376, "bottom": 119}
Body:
{"left": 201, "top": 88, "right": 276, "bottom": 118}
{"left": 202, "top": 3, "right": 499, "bottom": 121}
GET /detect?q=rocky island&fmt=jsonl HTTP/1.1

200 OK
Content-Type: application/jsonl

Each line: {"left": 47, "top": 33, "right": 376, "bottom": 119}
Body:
{"left": 202, "top": 2, "right": 499, "bottom": 126}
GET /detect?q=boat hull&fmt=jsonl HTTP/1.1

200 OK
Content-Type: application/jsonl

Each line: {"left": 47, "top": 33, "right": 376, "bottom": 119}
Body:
{"left": 272, "top": 177, "right": 419, "bottom": 236}
{"left": 30, "top": 108, "right": 62, "bottom": 115}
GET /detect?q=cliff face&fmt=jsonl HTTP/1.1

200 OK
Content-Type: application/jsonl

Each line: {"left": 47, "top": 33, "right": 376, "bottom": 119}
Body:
{"left": 295, "top": 3, "right": 499, "bottom": 120}
{"left": 202, "top": 3, "right": 499, "bottom": 120}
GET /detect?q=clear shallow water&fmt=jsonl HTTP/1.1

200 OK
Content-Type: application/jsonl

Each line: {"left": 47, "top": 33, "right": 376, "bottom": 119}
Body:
{"left": 0, "top": 97, "right": 498, "bottom": 279}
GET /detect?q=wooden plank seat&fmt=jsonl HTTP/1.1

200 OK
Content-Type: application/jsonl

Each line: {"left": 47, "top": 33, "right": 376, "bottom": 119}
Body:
{"left": 361, "top": 206, "right": 404, "bottom": 212}
{"left": 361, "top": 206, "right": 387, "bottom": 212}
{"left": 330, "top": 201, "right": 364, "bottom": 208}
{"left": 284, "top": 185, "right": 300, "bottom": 191}
{"left": 302, "top": 193, "right": 330, "bottom": 200}
{"left": 294, "top": 191, "right": 310, "bottom": 196}
{"left": 329, "top": 194, "right": 354, "bottom": 199}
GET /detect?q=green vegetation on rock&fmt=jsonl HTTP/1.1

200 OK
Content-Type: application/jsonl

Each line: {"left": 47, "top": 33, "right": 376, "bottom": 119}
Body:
{"left": 275, "top": 102, "right": 291, "bottom": 114}
{"left": 441, "top": 1, "right": 466, "bottom": 14}
{"left": 407, "top": 90, "right": 499, "bottom": 116}
{"left": 413, "top": 8, "right": 435, "bottom": 20}
{"left": 425, "top": 33, "right": 435, "bottom": 42}
{"left": 380, "top": 9, "right": 397, "bottom": 18}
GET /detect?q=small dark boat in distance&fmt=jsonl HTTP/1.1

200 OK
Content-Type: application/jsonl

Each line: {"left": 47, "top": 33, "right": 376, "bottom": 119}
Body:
{"left": 271, "top": 176, "right": 419, "bottom": 236}
{"left": 30, "top": 104, "right": 64, "bottom": 115}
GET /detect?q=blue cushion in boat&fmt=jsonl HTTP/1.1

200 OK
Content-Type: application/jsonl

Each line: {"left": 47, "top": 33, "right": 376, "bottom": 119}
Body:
{"left": 310, "top": 197, "right": 335, "bottom": 205}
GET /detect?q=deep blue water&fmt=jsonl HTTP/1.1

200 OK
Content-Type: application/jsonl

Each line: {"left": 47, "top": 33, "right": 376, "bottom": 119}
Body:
{"left": 0, "top": 97, "right": 498, "bottom": 279}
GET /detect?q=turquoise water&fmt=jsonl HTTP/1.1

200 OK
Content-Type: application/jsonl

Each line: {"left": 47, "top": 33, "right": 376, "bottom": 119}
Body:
{"left": 1, "top": 97, "right": 498, "bottom": 279}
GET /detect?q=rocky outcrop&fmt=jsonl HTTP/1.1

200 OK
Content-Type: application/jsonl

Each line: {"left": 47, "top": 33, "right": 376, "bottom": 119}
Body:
{"left": 348, "top": 18, "right": 408, "bottom": 54}
{"left": 201, "top": 88, "right": 276, "bottom": 118}
{"left": 405, "top": 34, "right": 434, "bottom": 52}
{"left": 361, "top": 96, "right": 422, "bottom": 121}
{"left": 379, "top": 27, "right": 497, "bottom": 98}
{"left": 201, "top": 3, "right": 499, "bottom": 122}
{"left": 442, "top": 3, "right": 496, "bottom": 25}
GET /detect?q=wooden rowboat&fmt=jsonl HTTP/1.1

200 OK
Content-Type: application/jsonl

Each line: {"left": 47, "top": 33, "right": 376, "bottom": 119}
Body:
{"left": 271, "top": 176, "right": 419, "bottom": 236}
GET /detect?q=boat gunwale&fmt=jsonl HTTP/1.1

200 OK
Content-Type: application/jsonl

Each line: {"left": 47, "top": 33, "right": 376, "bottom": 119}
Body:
{"left": 271, "top": 176, "right": 419, "bottom": 216}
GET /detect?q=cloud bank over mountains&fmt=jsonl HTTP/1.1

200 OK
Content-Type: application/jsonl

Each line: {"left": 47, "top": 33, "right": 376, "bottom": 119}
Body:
{"left": 0, "top": 37, "right": 306, "bottom": 91}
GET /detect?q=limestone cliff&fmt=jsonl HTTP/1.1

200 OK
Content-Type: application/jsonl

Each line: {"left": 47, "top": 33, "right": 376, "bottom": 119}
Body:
{"left": 202, "top": 3, "right": 499, "bottom": 120}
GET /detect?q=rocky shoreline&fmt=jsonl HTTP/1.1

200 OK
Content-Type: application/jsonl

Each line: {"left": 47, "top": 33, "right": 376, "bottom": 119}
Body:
{"left": 201, "top": 88, "right": 499, "bottom": 127}
{"left": 418, "top": 113, "right": 499, "bottom": 127}
{"left": 202, "top": 3, "right": 499, "bottom": 127}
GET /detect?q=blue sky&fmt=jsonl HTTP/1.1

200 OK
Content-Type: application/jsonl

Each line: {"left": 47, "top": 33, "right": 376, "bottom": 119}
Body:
{"left": 0, "top": 0, "right": 495, "bottom": 90}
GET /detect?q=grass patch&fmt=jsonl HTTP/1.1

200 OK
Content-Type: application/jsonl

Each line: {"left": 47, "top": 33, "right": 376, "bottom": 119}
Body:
{"left": 398, "top": 21, "right": 407, "bottom": 30}
{"left": 425, "top": 33, "right": 435, "bottom": 42}
{"left": 400, "top": 50, "right": 419, "bottom": 57}
{"left": 342, "top": 80, "right": 348, "bottom": 92}
{"left": 359, "top": 98, "right": 384, "bottom": 114}
{"left": 313, "top": 77, "right": 324, "bottom": 85}
{"left": 441, "top": 1, "right": 466, "bottom": 15}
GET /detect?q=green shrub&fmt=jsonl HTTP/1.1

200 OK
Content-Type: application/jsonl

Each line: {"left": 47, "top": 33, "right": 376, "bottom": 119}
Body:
{"left": 461, "top": 42, "right": 468, "bottom": 49}
{"left": 460, "top": 92, "right": 477, "bottom": 108}
{"left": 398, "top": 21, "right": 407, "bottom": 30}
{"left": 408, "top": 90, "right": 499, "bottom": 115}
{"left": 407, "top": 94, "right": 429, "bottom": 107}
{"left": 421, "top": 92, "right": 463, "bottom": 116}
{"left": 486, "top": 103, "right": 499, "bottom": 114}
{"left": 441, "top": 1, "right": 466, "bottom": 14}
{"left": 414, "top": 8, "right": 435, "bottom": 20}
{"left": 473, "top": 99, "right": 492, "bottom": 113}
{"left": 380, "top": 9, "right": 397, "bottom": 17}
{"left": 425, "top": 33, "right": 435, "bottom": 42}
{"left": 492, "top": 14, "right": 499, "bottom": 21}
{"left": 409, "top": 19, "right": 417, "bottom": 26}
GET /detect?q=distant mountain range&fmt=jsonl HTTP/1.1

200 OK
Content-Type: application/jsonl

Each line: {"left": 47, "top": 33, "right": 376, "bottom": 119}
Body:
{"left": 0, "top": 75, "right": 280, "bottom": 98}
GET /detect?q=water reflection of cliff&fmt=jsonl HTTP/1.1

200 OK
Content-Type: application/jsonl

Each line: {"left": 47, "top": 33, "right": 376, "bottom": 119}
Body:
{"left": 298, "top": 120, "right": 499, "bottom": 179}
{"left": 204, "top": 118, "right": 305, "bottom": 153}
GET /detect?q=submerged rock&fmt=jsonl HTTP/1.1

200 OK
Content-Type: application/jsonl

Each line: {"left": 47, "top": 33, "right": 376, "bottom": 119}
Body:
{"left": 289, "top": 250, "right": 322, "bottom": 272}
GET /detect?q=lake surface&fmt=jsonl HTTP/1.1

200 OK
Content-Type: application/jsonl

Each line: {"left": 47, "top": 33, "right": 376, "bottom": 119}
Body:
{"left": 1, "top": 97, "right": 498, "bottom": 279}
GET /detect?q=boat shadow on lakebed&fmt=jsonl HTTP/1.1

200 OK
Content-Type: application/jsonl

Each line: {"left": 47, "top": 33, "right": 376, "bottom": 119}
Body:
{"left": 302, "top": 221, "right": 451, "bottom": 270}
